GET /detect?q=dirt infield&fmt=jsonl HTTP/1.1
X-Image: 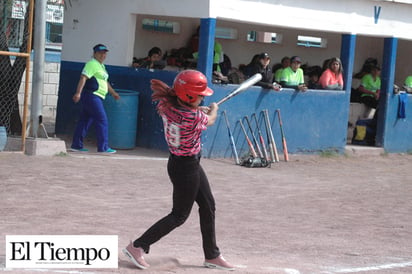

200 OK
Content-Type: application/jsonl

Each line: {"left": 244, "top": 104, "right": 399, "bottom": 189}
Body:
{"left": 1, "top": 150, "right": 412, "bottom": 274}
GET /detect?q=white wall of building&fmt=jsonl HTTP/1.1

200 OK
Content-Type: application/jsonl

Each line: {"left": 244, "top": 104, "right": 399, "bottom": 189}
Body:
{"left": 132, "top": 15, "right": 199, "bottom": 64}
{"left": 61, "top": 0, "right": 211, "bottom": 65}
{"left": 214, "top": 0, "right": 412, "bottom": 39}
{"left": 62, "top": 0, "right": 136, "bottom": 65}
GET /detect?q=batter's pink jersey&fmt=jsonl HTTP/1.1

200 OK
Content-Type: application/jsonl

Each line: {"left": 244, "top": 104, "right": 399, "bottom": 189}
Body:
{"left": 158, "top": 100, "right": 209, "bottom": 156}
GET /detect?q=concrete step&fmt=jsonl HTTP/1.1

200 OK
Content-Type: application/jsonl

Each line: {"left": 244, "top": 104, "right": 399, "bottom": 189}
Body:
{"left": 345, "top": 144, "right": 385, "bottom": 156}
{"left": 4, "top": 136, "right": 67, "bottom": 156}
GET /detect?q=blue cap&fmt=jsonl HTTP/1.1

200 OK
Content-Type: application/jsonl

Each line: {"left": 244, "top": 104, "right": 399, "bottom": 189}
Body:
{"left": 290, "top": 56, "right": 302, "bottom": 63}
{"left": 93, "top": 44, "right": 109, "bottom": 52}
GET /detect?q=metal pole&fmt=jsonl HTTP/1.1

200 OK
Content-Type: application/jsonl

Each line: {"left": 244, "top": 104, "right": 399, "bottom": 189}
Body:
{"left": 30, "top": 0, "right": 47, "bottom": 138}
{"left": 21, "top": 0, "right": 35, "bottom": 150}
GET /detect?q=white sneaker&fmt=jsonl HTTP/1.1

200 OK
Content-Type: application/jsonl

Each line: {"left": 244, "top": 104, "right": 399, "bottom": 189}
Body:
{"left": 204, "top": 255, "right": 235, "bottom": 271}
{"left": 122, "top": 242, "right": 150, "bottom": 269}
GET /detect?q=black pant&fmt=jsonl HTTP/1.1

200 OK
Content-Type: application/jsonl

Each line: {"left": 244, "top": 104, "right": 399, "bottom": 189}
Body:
{"left": 360, "top": 95, "right": 378, "bottom": 109}
{"left": 133, "top": 154, "right": 220, "bottom": 260}
{"left": 360, "top": 95, "right": 379, "bottom": 120}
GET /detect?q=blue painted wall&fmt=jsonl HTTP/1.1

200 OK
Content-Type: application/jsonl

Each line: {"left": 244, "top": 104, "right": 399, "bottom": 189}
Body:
{"left": 56, "top": 61, "right": 351, "bottom": 157}
{"left": 382, "top": 93, "right": 412, "bottom": 152}
{"left": 203, "top": 86, "right": 348, "bottom": 158}
{"left": 376, "top": 38, "right": 412, "bottom": 153}
{"left": 197, "top": 18, "right": 216, "bottom": 78}
{"left": 56, "top": 61, "right": 177, "bottom": 151}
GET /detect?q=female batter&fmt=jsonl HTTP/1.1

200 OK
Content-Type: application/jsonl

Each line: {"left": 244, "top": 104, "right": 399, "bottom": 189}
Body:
{"left": 123, "top": 70, "right": 235, "bottom": 271}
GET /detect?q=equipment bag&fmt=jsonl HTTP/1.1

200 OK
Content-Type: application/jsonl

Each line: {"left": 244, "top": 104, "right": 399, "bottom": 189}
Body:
{"left": 352, "top": 119, "right": 376, "bottom": 146}
{"left": 240, "top": 156, "right": 270, "bottom": 168}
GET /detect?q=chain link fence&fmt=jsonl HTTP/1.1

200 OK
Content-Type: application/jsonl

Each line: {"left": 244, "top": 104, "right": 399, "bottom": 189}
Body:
{"left": 0, "top": 0, "right": 63, "bottom": 137}
{"left": 0, "top": 0, "right": 32, "bottom": 136}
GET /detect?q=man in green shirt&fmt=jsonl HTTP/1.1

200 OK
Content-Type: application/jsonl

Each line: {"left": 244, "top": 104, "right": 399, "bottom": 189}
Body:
{"left": 280, "top": 56, "right": 307, "bottom": 92}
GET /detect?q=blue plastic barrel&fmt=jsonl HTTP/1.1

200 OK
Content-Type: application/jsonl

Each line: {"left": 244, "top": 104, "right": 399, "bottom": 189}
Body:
{"left": 0, "top": 126, "right": 7, "bottom": 151}
{"left": 104, "top": 89, "right": 139, "bottom": 149}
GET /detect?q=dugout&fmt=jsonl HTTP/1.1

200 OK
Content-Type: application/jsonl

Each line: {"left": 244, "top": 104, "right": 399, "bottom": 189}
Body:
{"left": 56, "top": 0, "right": 412, "bottom": 156}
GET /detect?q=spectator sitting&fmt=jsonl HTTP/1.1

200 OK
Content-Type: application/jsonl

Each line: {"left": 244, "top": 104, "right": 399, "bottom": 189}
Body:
{"left": 403, "top": 75, "right": 412, "bottom": 93}
{"left": 219, "top": 54, "right": 232, "bottom": 77}
{"left": 241, "top": 54, "right": 260, "bottom": 79}
{"left": 359, "top": 65, "right": 381, "bottom": 109}
{"left": 280, "top": 56, "right": 307, "bottom": 92}
{"left": 321, "top": 58, "right": 332, "bottom": 73}
{"left": 227, "top": 66, "right": 246, "bottom": 84}
{"left": 273, "top": 56, "right": 290, "bottom": 83}
{"left": 248, "top": 52, "right": 281, "bottom": 91}
{"left": 188, "top": 26, "right": 200, "bottom": 53}
{"left": 132, "top": 47, "right": 166, "bottom": 70}
{"left": 213, "top": 41, "right": 224, "bottom": 73}
{"left": 306, "top": 66, "right": 322, "bottom": 89}
{"left": 354, "top": 57, "right": 378, "bottom": 79}
{"left": 351, "top": 57, "right": 379, "bottom": 102}
{"left": 318, "top": 57, "right": 344, "bottom": 90}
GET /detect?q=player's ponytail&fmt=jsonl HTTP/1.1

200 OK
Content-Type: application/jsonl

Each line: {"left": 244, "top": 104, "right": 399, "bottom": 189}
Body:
{"left": 151, "top": 79, "right": 177, "bottom": 112}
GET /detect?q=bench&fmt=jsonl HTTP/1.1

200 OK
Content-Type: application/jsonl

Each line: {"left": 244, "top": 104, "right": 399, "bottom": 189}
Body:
{"left": 347, "top": 103, "right": 375, "bottom": 142}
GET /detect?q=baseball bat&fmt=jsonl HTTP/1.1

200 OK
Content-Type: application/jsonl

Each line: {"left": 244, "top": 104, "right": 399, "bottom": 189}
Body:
{"left": 263, "top": 109, "right": 279, "bottom": 163}
{"left": 276, "top": 109, "right": 289, "bottom": 162}
{"left": 216, "top": 73, "right": 262, "bottom": 105}
{"left": 244, "top": 115, "right": 263, "bottom": 158}
{"left": 222, "top": 110, "right": 240, "bottom": 165}
{"left": 252, "top": 113, "right": 269, "bottom": 161}
{"left": 239, "top": 119, "right": 258, "bottom": 158}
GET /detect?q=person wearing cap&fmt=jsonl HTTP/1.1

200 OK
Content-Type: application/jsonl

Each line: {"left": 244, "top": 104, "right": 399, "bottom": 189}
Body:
{"left": 248, "top": 52, "right": 281, "bottom": 91}
{"left": 70, "top": 43, "right": 120, "bottom": 154}
{"left": 280, "top": 56, "right": 307, "bottom": 92}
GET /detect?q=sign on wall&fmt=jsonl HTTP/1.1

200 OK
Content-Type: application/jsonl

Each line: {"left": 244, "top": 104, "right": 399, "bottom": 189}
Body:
{"left": 11, "top": 0, "right": 64, "bottom": 23}
{"left": 46, "top": 4, "right": 64, "bottom": 24}
{"left": 11, "top": 0, "right": 27, "bottom": 20}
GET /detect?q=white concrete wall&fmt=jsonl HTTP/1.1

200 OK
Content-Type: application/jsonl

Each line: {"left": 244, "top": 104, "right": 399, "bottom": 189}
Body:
{"left": 18, "top": 62, "right": 60, "bottom": 133}
{"left": 61, "top": 0, "right": 211, "bottom": 66}
{"left": 214, "top": 0, "right": 412, "bottom": 39}
{"left": 61, "top": 0, "right": 137, "bottom": 65}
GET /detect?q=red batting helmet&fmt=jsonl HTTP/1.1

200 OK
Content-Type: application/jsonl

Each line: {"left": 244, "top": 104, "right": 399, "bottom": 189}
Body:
{"left": 173, "top": 70, "right": 213, "bottom": 104}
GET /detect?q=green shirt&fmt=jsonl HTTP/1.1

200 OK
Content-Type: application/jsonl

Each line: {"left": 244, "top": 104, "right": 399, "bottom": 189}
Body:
{"left": 280, "top": 67, "right": 304, "bottom": 86}
{"left": 360, "top": 74, "right": 381, "bottom": 97}
{"left": 82, "top": 58, "right": 109, "bottom": 99}
{"left": 213, "top": 41, "right": 223, "bottom": 72}
{"left": 274, "top": 68, "right": 284, "bottom": 82}
{"left": 405, "top": 76, "right": 412, "bottom": 88}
